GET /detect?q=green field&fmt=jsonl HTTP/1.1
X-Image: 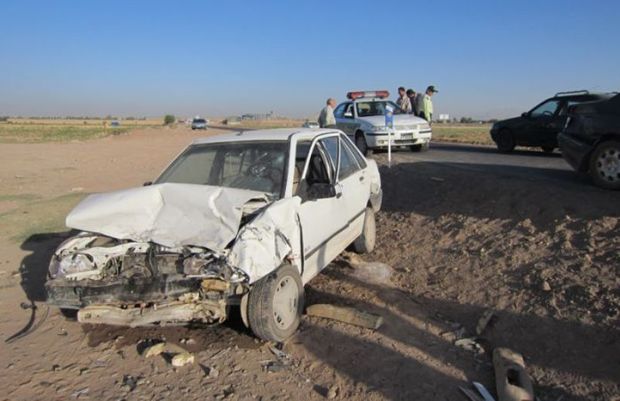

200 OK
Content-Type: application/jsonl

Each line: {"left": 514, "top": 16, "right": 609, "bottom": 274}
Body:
{"left": 431, "top": 124, "right": 493, "bottom": 145}
{"left": 0, "top": 124, "right": 131, "bottom": 143}
{"left": 0, "top": 192, "right": 86, "bottom": 242}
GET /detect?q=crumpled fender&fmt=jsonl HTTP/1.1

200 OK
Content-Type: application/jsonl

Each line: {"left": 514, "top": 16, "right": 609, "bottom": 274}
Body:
{"left": 227, "top": 197, "right": 302, "bottom": 283}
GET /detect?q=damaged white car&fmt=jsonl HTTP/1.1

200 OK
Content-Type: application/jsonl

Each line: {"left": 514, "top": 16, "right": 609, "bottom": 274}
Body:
{"left": 46, "top": 128, "right": 382, "bottom": 342}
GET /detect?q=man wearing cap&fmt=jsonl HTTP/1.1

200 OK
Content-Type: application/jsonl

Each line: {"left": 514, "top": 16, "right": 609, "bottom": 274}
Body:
{"left": 418, "top": 85, "right": 438, "bottom": 122}
{"left": 318, "top": 98, "right": 337, "bottom": 128}
{"left": 396, "top": 87, "right": 412, "bottom": 113}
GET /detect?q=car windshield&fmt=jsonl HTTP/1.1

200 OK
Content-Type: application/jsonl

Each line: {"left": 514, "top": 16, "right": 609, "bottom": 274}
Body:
{"left": 193, "top": 119, "right": 206, "bottom": 123}
{"left": 356, "top": 101, "right": 404, "bottom": 117}
{"left": 156, "top": 141, "right": 288, "bottom": 197}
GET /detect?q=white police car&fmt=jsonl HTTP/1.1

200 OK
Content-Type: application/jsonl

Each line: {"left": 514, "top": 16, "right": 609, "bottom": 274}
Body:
{"left": 334, "top": 90, "right": 432, "bottom": 155}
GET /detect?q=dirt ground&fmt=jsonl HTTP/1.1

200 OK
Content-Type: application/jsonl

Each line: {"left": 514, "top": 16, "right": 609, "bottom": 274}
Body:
{"left": 0, "top": 127, "right": 618, "bottom": 401}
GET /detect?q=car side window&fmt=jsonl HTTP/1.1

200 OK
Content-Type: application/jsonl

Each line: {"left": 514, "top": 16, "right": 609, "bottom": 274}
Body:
{"left": 338, "top": 138, "right": 361, "bottom": 180}
{"left": 530, "top": 100, "right": 560, "bottom": 118}
{"left": 343, "top": 103, "right": 354, "bottom": 119}
{"left": 333, "top": 103, "right": 346, "bottom": 118}
{"left": 341, "top": 134, "right": 367, "bottom": 169}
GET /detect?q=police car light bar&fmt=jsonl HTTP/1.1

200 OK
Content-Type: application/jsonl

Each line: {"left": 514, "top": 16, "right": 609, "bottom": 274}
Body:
{"left": 346, "top": 90, "right": 390, "bottom": 100}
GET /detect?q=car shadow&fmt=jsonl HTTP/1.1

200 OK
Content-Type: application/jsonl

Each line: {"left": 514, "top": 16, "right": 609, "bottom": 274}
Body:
{"left": 19, "top": 230, "right": 77, "bottom": 303}
{"left": 432, "top": 142, "right": 564, "bottom": 158}
{"left": 376, "top": 161, "right": 619, "bottom": 230}
{"left": 299, "top": 263, "right": 616, "bottom": 401}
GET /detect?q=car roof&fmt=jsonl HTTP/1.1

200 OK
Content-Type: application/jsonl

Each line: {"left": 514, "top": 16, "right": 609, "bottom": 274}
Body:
{"left": 192, "top": 128, "right": 341, "bottom": 145}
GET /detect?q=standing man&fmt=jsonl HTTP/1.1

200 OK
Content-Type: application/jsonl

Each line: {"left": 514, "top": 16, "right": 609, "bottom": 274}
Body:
{"left": 396, "top": 87, "right": 412, "bottom": 113}
{"left": 418, "top": 85, "right": 438, "bottom": 122}
{"left": 406, "top": 89, "right": 417, "bottom": 115}
{"left": 318, "top": 98, "right": 337, "bottom": 128}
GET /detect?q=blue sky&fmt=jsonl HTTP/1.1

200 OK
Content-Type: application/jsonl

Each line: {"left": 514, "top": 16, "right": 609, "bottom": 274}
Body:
{"left": 1, "top": 0, "right": 619, "bottom": 119}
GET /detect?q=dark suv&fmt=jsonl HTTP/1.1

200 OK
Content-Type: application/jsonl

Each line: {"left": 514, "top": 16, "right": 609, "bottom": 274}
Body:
{"left": 559, "top": 93, "right": 620, "bottom": 190}
{"left": 490, "top": 91, "right": 612, "bottom": 153}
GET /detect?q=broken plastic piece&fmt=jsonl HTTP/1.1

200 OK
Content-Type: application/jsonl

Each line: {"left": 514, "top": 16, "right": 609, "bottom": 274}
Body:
{"left": 472, "top": 382, "right": 496, "bottom": 401}
{"left": 493, "top": 348, "right": 535, "bottom": 401}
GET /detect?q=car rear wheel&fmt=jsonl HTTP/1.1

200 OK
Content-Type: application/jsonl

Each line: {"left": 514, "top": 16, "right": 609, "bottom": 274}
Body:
{"left": 541, "top": 146, "right": 555, "bottom": 154}
{"left": 355, "top": 132, "right": 371, "bottom": 156}
{"left": 496, "top": 129, "right": 515, "bottom": 153}
{"left": 247, "top": 264, "right": 304, "bottom": 342}
{"left": 589, "top": 140, "right": 620, "bottom": 190}
{"left": 353, "top": 207, "right": 376, "bottom": 254}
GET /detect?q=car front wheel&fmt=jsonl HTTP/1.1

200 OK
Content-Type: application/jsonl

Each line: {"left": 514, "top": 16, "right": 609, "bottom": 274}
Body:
{"left": 496, "top": 129, "right": 515, "bottom": 153}
{"left": 247, "top": 264, "right": 304, "bottom": 342}
{"left": 589, "top": 140, "right": 620, "bottom": 190}
{"left": 353, "top": 207, "right": 376, "bottom": 254}
{"left": 355, "top": 132, "right": 371, "bottom": 156}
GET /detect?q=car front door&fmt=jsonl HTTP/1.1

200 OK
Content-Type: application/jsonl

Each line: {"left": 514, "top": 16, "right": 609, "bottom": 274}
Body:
{"left": 523, "top": 99, "right": 561, "bottom": 146}
{"left": 294, "top": 134, "right": 350, "bottom": 283}
{"left": 335, "top": 102, "right": 358, "bottom": 137}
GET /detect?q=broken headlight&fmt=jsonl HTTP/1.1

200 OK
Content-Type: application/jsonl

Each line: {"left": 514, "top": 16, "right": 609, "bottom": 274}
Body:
{"left": 49, "top": 254, "right": 95, "bottom": 279}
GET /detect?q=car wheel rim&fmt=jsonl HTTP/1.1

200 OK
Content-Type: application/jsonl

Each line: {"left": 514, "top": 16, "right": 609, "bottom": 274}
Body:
{"left": 596, "top": 147, "right": 620, "bottom": 182}
{"left": 272, "top": 276, "right": 298, "bottom": 330}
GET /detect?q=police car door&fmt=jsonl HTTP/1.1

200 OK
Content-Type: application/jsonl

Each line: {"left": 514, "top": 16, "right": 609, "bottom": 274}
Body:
{"left": 335, "top": 102, "right": 357, "bottom": 137}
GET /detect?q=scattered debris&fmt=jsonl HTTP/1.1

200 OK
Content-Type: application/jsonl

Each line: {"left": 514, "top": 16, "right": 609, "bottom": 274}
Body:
{"left": 268, "top": 344, "right": 290, "bottom": 361}
{"left": 71, "top": 387, "right": 89, "bottom": 398}
{"left": 306, "top": 304, "right": 383, "bottom": 330}
{"left": 144, "top": 342, "right": 166, "bottom": 358}
{"left": 430, "top": 176, "right": 445, "bottom": 182}
{"left": 122, "top": 375, "right": 139, "bottom": 392}
{"left": 542, "top": 281, "right": 552, "bottom": 292}
{"left": 475, "top": 309, "right": 495, "bottom": 336}
{"left": 262, "top": 360, "right": 287, "bottom": 373}
{"left": 455, "top": 338, "right": 484, "bottom": 354}
{"left": 327, "top": 384, "right": 339, "bottom": 399}
{"left": 171, "top": 352, "right": 195, "bottom": 367}
{"left": 493, "top": 348, "right": 534, "bottom": 401}
{"left": 459, "top": 386, "right": 484, "bottom": 401}
{"left": 472, "top": 382, "right": 496, "bottom": 401}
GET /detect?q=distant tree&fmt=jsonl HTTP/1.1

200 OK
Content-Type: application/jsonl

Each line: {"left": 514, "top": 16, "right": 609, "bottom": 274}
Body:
{"left": 460, "top": 117, "right": 474, "bottom": 124}
{"left": 164, "top": 114, "right": 176, "bottom": 125}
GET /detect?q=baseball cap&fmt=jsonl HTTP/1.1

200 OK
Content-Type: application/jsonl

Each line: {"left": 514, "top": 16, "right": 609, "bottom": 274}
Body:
{"left": 427, "top": 85, "right": 439, "bottom": 93}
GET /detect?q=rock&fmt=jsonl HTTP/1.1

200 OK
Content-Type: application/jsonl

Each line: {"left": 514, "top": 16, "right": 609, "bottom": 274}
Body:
{"left": 171, "top": 352, "right": 195, "bottom": 367}
{"left": 542, "top": 281, "right": 552, "bottom": 292}
{"left": 327, "top": 385, "right": 339, "bottom": 399}
{"left": 144, "top": 342, "right": 166, "bottom": 358}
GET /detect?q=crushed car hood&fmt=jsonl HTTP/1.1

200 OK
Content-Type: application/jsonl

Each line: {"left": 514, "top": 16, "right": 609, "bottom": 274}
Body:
{"left": 66, "top": 183, "right": 269, "bottom": 251}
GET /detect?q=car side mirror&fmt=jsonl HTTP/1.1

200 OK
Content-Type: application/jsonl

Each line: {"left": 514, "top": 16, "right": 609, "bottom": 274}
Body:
{"left": 306, "top": 183, "right": 340, "bottom": 200}
{"left": 143, "top": 181, "right": 152, "bottom": 186}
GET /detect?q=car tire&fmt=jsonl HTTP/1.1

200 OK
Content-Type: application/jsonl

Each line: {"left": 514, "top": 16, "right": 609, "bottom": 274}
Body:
{"left": 541, "top": 146, "right": 555, "bottom": 153}
{"left": 410, "top": 143, "right": 430, "bottom": 152}
{"left": 353, "top": 207, "right": 376, "bottom": 254}
{"left": 496, "top": 129, "right": 515, "bottom": 153}
{"left": 355, "top": 132, "right": 372, "bottom": 156}
{"left": 247, "top": 264, "right": 304, "bottom": 342}
{"left": 589, "top": 140, "right": 620, "bottom": 190}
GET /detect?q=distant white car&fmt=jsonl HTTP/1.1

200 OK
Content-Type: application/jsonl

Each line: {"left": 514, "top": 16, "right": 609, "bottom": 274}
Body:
{"left": 191, "top": 118, "right": 208, "bottom": 130}
{"left": 335, "top": 90, "right": 432, "bottom": 155}
{"left": 46, "top": 128, "right": 382, "bottom": 342}
{"left": 302, "top": 120, "right": 320, "bottom": 129}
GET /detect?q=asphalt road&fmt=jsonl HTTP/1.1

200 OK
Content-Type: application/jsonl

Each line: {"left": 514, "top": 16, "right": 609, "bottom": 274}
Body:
{"left": 373, "top": 142, "right": 596, "bottom": 190}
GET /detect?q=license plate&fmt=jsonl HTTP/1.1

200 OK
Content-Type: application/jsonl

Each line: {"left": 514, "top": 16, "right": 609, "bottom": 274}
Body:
{"left": 400, "top": 133, "right": 413, "bottom": 140}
